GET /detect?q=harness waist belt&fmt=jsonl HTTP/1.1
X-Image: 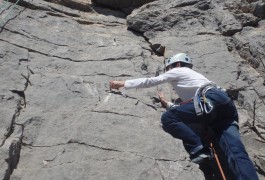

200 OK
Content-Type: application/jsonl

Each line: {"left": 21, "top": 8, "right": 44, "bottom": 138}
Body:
{"left": 194, "top": 82, "right": 220, "bottom": 116}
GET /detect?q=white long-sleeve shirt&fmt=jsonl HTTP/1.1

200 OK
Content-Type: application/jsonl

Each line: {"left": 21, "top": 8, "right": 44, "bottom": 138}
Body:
{"left": 124, "top": 67, "right": 212, "bottom": 101}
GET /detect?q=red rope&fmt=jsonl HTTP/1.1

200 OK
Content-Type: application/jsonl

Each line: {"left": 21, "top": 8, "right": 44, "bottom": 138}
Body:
{"left": 209, "top": 142, "right": 226, "bottom": 180}
{"left": 179, "top": 98, "right": 193, "bottom": 105}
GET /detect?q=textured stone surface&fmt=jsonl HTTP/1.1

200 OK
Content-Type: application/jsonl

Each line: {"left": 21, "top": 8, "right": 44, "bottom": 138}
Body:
{"left": 233, "top": 27, "right": 265, "bottom": 78}
{"left": 0, "top": 0, "right": 265, "bottom": 179}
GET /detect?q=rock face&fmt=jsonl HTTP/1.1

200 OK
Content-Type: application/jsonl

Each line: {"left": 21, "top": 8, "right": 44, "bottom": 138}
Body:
{"left": 0, "top": 0, "right": 264, "bottom": 179}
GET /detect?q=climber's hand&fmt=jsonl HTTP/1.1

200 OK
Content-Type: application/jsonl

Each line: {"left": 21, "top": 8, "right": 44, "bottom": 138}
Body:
{"left": 109, "top": 81, "right": 125, "bottom": 90}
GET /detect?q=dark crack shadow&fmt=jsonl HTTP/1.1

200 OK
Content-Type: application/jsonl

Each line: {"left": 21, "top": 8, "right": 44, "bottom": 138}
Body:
{"left": 3, "top": 139, "right": 22, "bottom": 180}
{"left": 105, "top": 89, "right": 157, "bottom": 111}
{"left": 0, "top": 99, "right": 23, "bottom": 147}
{"left": 0, "top": 68, "right": 33, "bottom": 179}
{"left": 90, "top": 1, "right": 128, "bottom": 18}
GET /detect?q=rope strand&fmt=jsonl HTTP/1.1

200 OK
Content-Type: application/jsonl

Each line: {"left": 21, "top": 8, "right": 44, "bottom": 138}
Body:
{"left": 0, "top": 0, "right": 20, "bottom": 27}
{"left": 210, "top": 142, "right": 227, "bottom": 180}
{"left": 0, "top": 0, "right": 9, "bottom": 12}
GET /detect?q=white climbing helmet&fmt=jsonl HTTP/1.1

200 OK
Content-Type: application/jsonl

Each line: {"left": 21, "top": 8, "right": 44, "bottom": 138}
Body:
{"left": 165, "top": 53, "right": 192, "bottom": 69}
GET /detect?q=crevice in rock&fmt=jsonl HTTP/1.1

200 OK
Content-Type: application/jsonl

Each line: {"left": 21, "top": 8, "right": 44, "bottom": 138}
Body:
{"left": 127, "top": 28, "right": 166, "bottom": 80}
{"left": 237, "top": 52, "right": 265, "bottom": 84}
{"left": 0, "top": 99, "right": 24, "bottom": 147}
{"left": 149, "top": 43, "right": 166, "bottom": 57}
{"left": 1, "top": 39, "right": 133, "bottom": 62}
{"left": 22, "top": 140, "right": 179, "bottom": 165}
{"left": 22, "top": 140, "right": 123, "bottom": 153}
{"left": 136, "top": 99, "right": 158, "bottom": 111}
{"left": 91, "top": 1, "right": 130, "bottom": 16}
{"left": 224, "top": 1, "right": 265, "bottom": 25}
{"left": 97, "top": 73, "right": 133, "bottom": 77}
{"left": 9, "top": 71, "right": 32, "bottom": 107}
{"left": 221, "top": 27, "right": 242, "bottom": 37}
{"left": 236, "top": 64, "right": 264, "bottom": 105}
{"left": 128, "top": 28, "right": 151, "bottom": 43}
{"left": 80, "top": 73, "right": 133, "bottom": 78}
{"left": 91, "top": 157, "right": 116, "bottom": 162}
{"left": 171, "top": 0, "right": 199, "bottom": 9}
{"left": 197, "top": 31, "right": 220, "bottom": 35}
{"left": 3, "top": 28, "right": 31, "bottom": 40}
{"left": 19, "top": 51, "right": 30, "bottom": 65}
{"left": 9, "top": 0, "right": 91, "bottom": 13}
{"left": 155, "top": 160, "right": 166, "bottom": 180}
{"left": 241, "top": 99, "right": 265, "bottom": 142}
{"left": 127, "top": 27, "right": 164, "bottom": 57}
{"left": 75, "top": 18, "right": 124, "bottom": 27}
{"left": 255, "top": 159, "right": 265, "bottom": 176}
{"left": 3, "top": 138, "right": 22, "bottom": 180}
{"left": 21, "top": 142, "right": 65, "bottom": 148}
{"left": 48, "top": 6, "right": 80, "bottom": 17}
{"left": 209, "top": 8, "right": 242, "bottom": 37}
{"left": 67, "top": 139, "right": 122, "bottom": 152}
{"left": 243, "top": 121, "right": 265, "bottom": 142}
{"left": 3, "top": 28, "right": 69, "bottom": 47}
{"left": 226, "top": 88, "right": 243, "bottom": 101}
{"left": 10, "top": 89, "right": 25, "bottom": 99}
{"left": 10, "top": 0, "right": 51, "bottom": 11}
{"left": 195, "top": 0, "right": 211, "bottom": 11}
{"left": 254, "top": 155, "right": 265, "bottom": 176}
{"left": 1, "top": 67, "right": 33, "bottom": 179}
{"left": 19, "top": 58, "right": 29, "bottom": 64}
{"left": 0, "top": 39, "right": 69, "bottom": 61}
{"left": 17, "top": 0, "right": 127, "bottom": 19}
{"left": 256, "top": 165, "right": 265, "bottom": 176}
{"left": 74, "top": 19, "right": 94, "bottom": 25}
{"left": 129, "top": 151, "right": 179, "bottom": 164}
{"left": 128, "top": 58, "right": 149, "bottom": 76}
{"left": 105, "top": 90, "right": 158, "bottom": 111}
{"left": 91, "top": 109, "right": 142, "bottom": 118}
{"left": 253, "top": 88, "right": 265, "bottom": 106}
{"left": 46, "top": 11, "right": 64, "bottom": 17}
{"left": 7, "top": 0, "right": 81, "bottom": 19}
{"left": 154, "top": 158, "right": 178, "bottom": 162}
{"left": 1, "top": 102, "right": 26, "bottom": 180}
{"left": 1, "top": 69, "right": 32, "bottom": 147}
{"left": 45, "top": 0, "right": 92, "bottom": 12}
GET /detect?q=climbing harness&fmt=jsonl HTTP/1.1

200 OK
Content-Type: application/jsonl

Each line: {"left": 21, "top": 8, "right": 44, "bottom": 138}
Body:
{"left": 194, "top": 82, "right": 223, "bottom": 116}
{"left": 193, "top": 83, "right": 227, "bottom": 179}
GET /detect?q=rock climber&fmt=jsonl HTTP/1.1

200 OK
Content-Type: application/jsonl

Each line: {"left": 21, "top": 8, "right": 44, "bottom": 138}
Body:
{"left": 109, "top": 53, "right": 258, "bottom": 179}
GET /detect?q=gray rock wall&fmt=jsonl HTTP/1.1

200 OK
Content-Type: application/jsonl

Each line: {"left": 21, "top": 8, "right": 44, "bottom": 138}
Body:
{"left": 0, "top": 0, "right": 264, "bottom": 179}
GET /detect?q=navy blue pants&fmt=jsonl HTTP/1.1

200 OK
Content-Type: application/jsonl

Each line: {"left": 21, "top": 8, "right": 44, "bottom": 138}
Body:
{"left": 161, "top": 88, "right": 258, "bottom": 180}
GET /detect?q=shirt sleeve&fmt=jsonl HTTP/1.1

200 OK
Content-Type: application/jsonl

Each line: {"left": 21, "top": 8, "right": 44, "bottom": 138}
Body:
{"left": 124, "top": 70, "right": 179, "bottom": 89}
